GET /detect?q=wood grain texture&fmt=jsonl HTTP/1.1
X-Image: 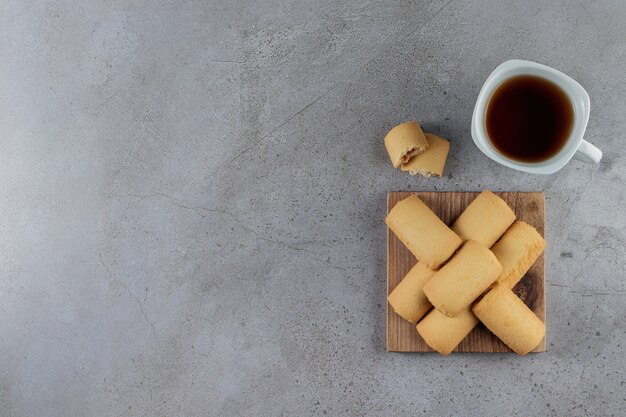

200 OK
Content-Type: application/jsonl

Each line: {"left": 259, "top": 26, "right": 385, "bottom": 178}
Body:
{"left": 386, "top": 192, "right": 545, "bottom": 353}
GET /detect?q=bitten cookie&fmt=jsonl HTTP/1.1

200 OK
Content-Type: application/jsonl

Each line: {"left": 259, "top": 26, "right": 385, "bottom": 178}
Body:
{"left": 385, "top": 195, "right": 462, "bottom": 269}
{"left": 384, "top": 121, "right": 429, "bottom": 168}
{"left": 472, "top": 284, "right": 546, "bottom": 355}
{"left": 491, "top": 220, "right": 546, "bottom": 289}
{"left": 423, "top": 240, "right": 502, "bottom": 317}
{"left": 416, "top": 307, "right": 479, "bottom": 355}
{"left": 451, "top": 190, "right": 516, "bottom": 248}
{"left": 400, "top": 133, "right": 450, "bottom": 177}
{"left": 388, "top": 262, "right": 436, "bottom": 324}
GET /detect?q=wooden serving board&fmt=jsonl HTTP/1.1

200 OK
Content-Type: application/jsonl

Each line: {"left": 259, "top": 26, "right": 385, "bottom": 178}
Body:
{"left": 386, "top": 192, "right": 546, "bottom": 353}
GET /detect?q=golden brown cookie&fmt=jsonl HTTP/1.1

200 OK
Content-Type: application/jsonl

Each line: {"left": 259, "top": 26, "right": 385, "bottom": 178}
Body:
{"left": 388, "top": 262, "right": 436, "bottom": 324}
{"left": 472, "top": 284, "right": 546, "bottom": 355}
{"left": 423, "top": 240, "right": 502, "bottom": 317}
{"left": 385, "top": 195, "right": 462, "bottom": 269}
{"left": 384, "top": 121, "right": 429, "bottom": 168}
{"left": 491, "top": 220, "right": 546, "bottom": 289}
{"left": 400, "top": 133, "right": 450, "bottom": 177}
{"left": 416, "top": 307, "right": 479, "bottom": 355}
{"left": 451, "top": 190, "right": 516, "bottom": 248}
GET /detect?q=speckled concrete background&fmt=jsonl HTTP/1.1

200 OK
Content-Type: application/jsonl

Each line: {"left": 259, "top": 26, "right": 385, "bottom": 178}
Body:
{"left": 1, "top": 1, "right": 624, "bottom": 416}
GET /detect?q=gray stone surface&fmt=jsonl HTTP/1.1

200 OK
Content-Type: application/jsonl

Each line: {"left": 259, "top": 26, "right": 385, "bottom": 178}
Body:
{"left": 1, "top": 0, "right": 625, "bottom": 416}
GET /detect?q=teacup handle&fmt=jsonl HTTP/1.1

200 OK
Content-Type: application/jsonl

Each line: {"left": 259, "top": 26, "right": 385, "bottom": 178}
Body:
{"left": 574, "top": 139, "right": 602, "bottom": 164}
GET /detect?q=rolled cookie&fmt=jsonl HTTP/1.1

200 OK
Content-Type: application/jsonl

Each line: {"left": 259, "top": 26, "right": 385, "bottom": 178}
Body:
{"left": 384, "top": 121, "right": 429, "bottom": 168}
{"left": 385, "top": 195, "right": 462, "bottom": 269}
{"left": 472, "top": 284, "right": 546, "bottom": 355}
{"left": 451, "top": 190, "right": 516, "bottom": 248}
{"left": 400, "top": 133, "right": 450, "bottom": 177}
{"left": 388, "top": 262, "right": 435, "bottom": 324}
{"left": 416, "top": 307, "right": 479, "bottom": 355}
{"left": 423, "top": 240, "right": 502, "bottom": 317}
{"left": 491, "top": 221, "right": 546, "bottom": 289}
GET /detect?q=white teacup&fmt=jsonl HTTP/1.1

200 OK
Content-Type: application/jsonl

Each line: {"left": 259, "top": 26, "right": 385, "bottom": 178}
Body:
{"left": 471, "top": 59, "right": 602, "bottom": 174}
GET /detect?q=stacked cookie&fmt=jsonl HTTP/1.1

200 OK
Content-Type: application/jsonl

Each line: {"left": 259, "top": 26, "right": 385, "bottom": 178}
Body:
{"left": 386, "top": 190, "right": 546, "bottom": 355}
{"left": 383, "top": 121, "right": 451, "bottom": 177}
